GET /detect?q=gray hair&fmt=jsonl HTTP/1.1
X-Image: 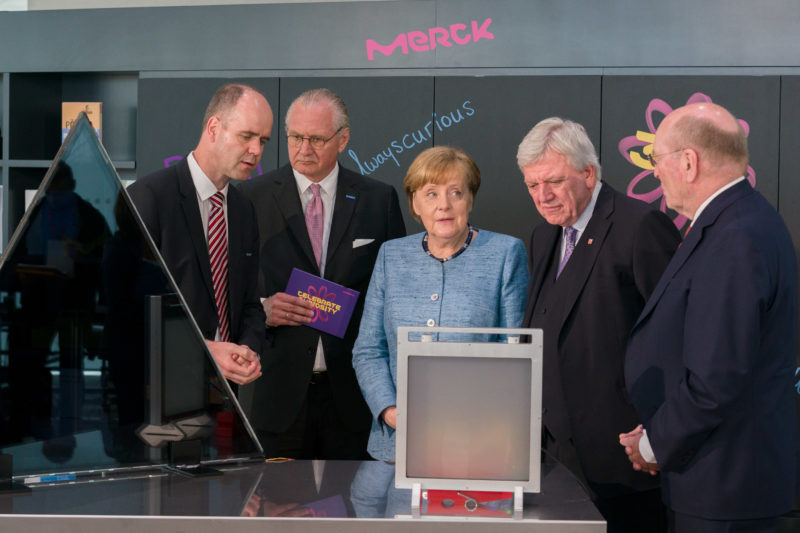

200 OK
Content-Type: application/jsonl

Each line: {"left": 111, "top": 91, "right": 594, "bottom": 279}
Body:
{"left": 516, "top": 117, "right": 601, "bottom": 180}
{"left": 285, "top": 88, "right": 350, "bottom": 134}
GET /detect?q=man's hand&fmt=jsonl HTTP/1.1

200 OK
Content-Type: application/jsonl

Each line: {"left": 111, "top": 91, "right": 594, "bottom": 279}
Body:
{"left": 205, "top": 340, "right": 262, "bottom": 385}
{"left": 381, "top": 406, "right": 397, "bottom": 429}
{"left": 263, "top": 292, "right": 315, "bottom": 327}
{"left": 619, "top": 425, "right": 660, "bottom": 475}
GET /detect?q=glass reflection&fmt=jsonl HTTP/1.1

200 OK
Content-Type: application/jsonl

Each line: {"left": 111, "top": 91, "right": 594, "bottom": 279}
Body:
{"left": 0, "top": 114, "right": 261, "bottom": 477}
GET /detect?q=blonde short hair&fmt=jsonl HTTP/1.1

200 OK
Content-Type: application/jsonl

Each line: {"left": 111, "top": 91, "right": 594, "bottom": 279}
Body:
{"left": 403, "top": 146, "right": 481, "bottom": 222}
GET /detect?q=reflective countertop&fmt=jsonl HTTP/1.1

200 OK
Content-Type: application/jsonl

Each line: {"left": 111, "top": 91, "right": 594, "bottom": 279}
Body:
{"left": 0, "top": 456, "right": 603, "bottom": 524}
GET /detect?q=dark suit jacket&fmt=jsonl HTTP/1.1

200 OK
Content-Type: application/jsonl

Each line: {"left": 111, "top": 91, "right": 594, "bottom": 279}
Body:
{"left": 127, "top": 158, "right": 265, "bottom": 353}
{"left": 625, "top": 180, "right": 799, "bottom": 519}
{"left": 524, "top": 183, "right": 680, "bottom": 497}
{"left": 239, "top": 163, "right": 406, "bottom": 433}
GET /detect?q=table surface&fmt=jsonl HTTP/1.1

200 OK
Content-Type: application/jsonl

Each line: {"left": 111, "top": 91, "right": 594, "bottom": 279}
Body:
{"left": 0, "top": 457, "right": 605, "bottom": 532}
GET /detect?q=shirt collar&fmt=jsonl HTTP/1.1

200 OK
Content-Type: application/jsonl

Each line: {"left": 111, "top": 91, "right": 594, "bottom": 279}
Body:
{"left": 293, "top": 162, "right": 339, "bottom": 199}
{"left": 187, "top": 152, "right": 228, "bottom": 201}
{"left": 692, "top": 176, "right": 746, "bottom": 223}
{"left": 570, "top": 181, "right": 602, "bottom": 233}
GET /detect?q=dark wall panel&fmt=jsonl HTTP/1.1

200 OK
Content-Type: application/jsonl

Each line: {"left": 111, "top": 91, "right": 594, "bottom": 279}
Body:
{"left": 136, "top": 78, "right": 280, "bottom": 178}
{"left": 601, "top": 76, "right": 781, "bottom": 234}
{"left": 432, "top": 76, "right": 601, "bottom": 244}
{"left": 778, "top": 75, "right": 800, "bottom": 449}
{"left": 780, "top": 77, "right": 800, "bottom": 256}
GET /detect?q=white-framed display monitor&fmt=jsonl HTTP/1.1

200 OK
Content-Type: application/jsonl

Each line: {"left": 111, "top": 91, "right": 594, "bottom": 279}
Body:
{"left": 395, "top": 326, "right": 543, "bottom": 507}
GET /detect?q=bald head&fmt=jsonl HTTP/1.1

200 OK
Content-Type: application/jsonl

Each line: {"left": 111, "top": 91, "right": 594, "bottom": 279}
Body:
{"left": 659, "top": 102, "right": 748, "bottom": 173}
{"left": 652, "top": 102, "right": 748, "bottom": 219}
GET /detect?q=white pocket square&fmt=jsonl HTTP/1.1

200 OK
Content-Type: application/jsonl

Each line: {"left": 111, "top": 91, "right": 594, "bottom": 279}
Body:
{"left": 353, "top": 238, "right": 375, "bottom": 249}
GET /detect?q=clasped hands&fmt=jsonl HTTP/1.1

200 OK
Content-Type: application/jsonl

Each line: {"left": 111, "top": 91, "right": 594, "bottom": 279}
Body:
{"left": 619, "top": 424, "right": 660, "bottom": 476}
{"left": 263, "top": 292, "right": 315, "bottom": 327}
{"left": 205, "top": 340, "right": 261, "bottom": 385}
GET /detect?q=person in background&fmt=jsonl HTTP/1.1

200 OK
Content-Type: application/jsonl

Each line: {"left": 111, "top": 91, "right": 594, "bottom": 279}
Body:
{"left": 352, "top": 145, "right": 529, "bottom": 462}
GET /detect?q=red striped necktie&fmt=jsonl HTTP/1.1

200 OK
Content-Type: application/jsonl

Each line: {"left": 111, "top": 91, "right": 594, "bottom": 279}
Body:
{"left": 208, "top": 191, "right": 230, "bottom": 342}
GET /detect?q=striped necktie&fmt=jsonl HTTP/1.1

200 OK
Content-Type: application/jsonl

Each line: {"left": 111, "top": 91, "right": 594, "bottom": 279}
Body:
{"left": 208, "top": 191, "right": 230, "bottom": 342}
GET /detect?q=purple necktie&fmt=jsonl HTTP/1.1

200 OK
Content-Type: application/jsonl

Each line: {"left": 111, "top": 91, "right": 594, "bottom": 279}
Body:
{"left": 208, "top": 191, "right": 230, "bottom": 342}
{"left": 305, "top": 184, "right": 324, "bottom": 267}
{"left": 556, "top": 226, "right": 578, "bottom": 279}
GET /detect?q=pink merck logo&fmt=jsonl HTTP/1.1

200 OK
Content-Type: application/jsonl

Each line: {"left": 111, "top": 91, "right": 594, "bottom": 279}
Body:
{"left": 366, "top": 18, "right": 494, "bottom": 61}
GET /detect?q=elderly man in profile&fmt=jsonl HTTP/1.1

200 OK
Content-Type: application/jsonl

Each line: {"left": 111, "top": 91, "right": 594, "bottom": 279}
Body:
{"left": 621, "top": 102, "right": 799, "bottom": 532}
{"left": 129, "top": 83, "right": 269, "bottom": 385}
{"left": 518, "top": 117, "right": 680, "bottom": 532}
{"left": 240, "top": 88, "right": 405, "bottom": 460}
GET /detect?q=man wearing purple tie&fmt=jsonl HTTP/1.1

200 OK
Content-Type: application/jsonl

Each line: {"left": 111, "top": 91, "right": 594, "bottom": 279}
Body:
{"left": 518, "top": 117, "right": 680, "bottom": 532}
{"left": 240, "top": 89, "right": 406, "bottom": 459}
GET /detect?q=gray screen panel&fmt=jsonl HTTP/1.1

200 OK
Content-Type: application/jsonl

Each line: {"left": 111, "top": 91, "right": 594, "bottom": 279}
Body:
{"left": 406, "top": 355, "right": 531, "bottom": 481}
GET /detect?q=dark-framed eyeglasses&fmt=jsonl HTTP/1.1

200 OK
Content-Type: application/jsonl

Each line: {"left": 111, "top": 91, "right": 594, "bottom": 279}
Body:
{"left": 287, "top": 126, "right": 344, "bottom": 149}
{"left": 647, "top": 148, "right": 683, "bottom": 167}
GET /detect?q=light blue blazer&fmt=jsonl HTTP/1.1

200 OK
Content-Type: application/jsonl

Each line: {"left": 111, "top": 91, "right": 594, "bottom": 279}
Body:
{"left": 352, "top": 229, "right": 530, "bottom": 461}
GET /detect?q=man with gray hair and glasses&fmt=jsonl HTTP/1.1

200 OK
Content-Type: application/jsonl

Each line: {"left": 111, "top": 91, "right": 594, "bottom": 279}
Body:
{"left": 518, "top": 117, "right": 680, "bottom": 532}
{"left": 240, "top": 88, "right": 405, "bottom": 459}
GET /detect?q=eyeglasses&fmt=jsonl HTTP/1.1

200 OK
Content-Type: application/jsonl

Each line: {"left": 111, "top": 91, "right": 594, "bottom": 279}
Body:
{"left": 647, "top": 148, "right": 683, "bottom": 167}
{"left": 287, "top": 126, "right": 344, "bottom": 149}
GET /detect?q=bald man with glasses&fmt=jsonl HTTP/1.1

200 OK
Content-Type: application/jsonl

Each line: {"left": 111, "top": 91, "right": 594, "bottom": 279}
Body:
{"left": 240, "top": 88, "right": 406, "bottom": 460}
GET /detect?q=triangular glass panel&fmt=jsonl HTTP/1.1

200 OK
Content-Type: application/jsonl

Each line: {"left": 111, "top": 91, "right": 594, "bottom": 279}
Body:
{"left": 0, "top": 113, "right": 262, "bottom": 479}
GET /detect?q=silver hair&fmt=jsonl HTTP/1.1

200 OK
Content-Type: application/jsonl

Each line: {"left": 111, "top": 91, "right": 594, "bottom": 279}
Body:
{"left": 285, "top": 88, "right": 350, "bottom": 133}
{"left": 516, "top": 117, "right": 602, "bottom": 180}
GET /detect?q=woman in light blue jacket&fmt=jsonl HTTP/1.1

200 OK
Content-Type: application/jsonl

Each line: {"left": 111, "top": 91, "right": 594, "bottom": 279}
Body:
{"left": 352, "top": 146, "right": 529, "bottom": 462}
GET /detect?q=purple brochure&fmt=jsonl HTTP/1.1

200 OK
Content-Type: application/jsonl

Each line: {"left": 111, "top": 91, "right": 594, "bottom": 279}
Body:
{"left": 285, "top": 268, "right": 360, "bottom": 338}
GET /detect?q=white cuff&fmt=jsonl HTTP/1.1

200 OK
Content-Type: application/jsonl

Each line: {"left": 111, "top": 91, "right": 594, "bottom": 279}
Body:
{"left": 640, "top": 429, "right": 657, "bottom": 464}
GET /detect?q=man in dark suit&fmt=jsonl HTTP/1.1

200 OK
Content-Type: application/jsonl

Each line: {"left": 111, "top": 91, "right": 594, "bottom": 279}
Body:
{"left": 240, "top": 88, "right": 405, "bottom": 459}
{"left": 621, "top": 102, "right": 799, "bottom": 532}
{"left": 128, "top": 83, "right": 270, "bottom": 385}
{"left": 518, "top": 117, "right": 681, "bottom": 532}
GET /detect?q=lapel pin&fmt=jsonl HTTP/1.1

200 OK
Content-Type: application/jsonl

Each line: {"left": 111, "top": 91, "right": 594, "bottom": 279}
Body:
{"left": 345, "top": 194, "right": 356, "bottom": 200}
{"left": 587, "top": 238, "right": 593, "bottom": 245}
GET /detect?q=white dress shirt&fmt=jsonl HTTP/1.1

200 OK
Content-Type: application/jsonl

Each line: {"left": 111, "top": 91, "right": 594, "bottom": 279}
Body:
{"left": 560, "top": 181, "right": 603, "bottom": 262}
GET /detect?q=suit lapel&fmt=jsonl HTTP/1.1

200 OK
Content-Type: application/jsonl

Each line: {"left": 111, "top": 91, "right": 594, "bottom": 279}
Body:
{"left": 553, "top": 184, "right": 614, "bottom": 327}
{"left": 273, "top": 166, "right": 318, "bottom": 273}
{"left": 226, "top": 187, "right": 245, "bottom": 325}
{"left": 524, "top": 224, "right": 560, "bottom": 325}
{"left": 326, "top": 167, "right": 358, "bottom": 274}
{"left": 177, "top": 162, "right": 215, "bottom": 303}
{"left": 633, "top": 180, "right": 754, "bottom": 329}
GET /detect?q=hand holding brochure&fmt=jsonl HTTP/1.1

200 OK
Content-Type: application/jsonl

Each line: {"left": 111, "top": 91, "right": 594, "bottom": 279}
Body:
{"left": 285, "top": 268, "right": 360, "bottom": 338}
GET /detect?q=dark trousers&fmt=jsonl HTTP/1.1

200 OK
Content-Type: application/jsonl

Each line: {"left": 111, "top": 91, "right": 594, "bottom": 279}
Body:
{"left": 257, "top": 374, "right": 370, "bottom": 460}
{"left": 669, "top": 510, "right": 778, "bottom": 533}
{"left": 593, "top": 486, "right": 667, "bottom": 533}
{"left": 544, "top": 429, "right": 667, "bottom": 533}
